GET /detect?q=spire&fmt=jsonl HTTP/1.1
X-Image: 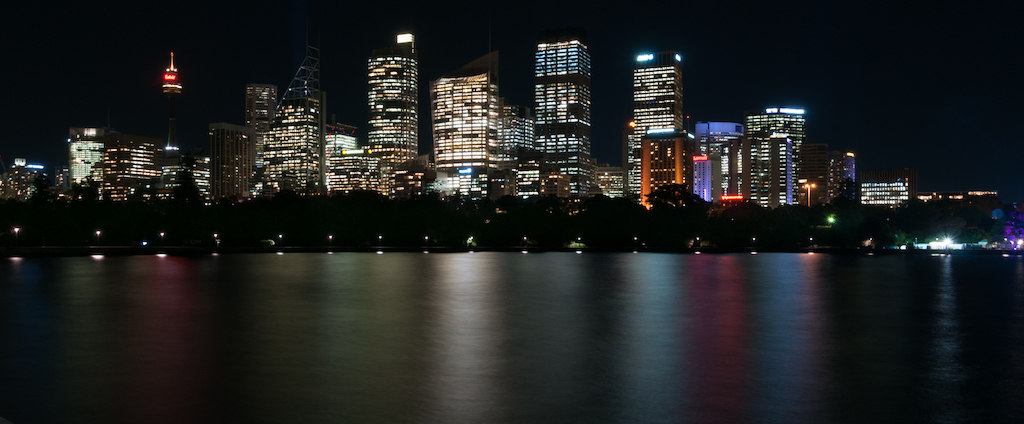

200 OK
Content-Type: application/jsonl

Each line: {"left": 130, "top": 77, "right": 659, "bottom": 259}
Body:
{"left": 283, "top": 42, "right": 320, "bottom": 101}
{"left": 167, "top": 52, "right": 177, "bottom": 72}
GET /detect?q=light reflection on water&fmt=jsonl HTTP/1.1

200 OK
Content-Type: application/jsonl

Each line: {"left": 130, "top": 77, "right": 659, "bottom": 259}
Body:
{"left": 0, "top": 253, "right": 1023, "bottom": 423}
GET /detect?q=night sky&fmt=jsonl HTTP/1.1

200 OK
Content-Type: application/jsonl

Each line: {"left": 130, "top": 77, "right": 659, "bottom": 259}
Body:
{"left": 3, "top": 0, "right": 1022, "bottom": 201}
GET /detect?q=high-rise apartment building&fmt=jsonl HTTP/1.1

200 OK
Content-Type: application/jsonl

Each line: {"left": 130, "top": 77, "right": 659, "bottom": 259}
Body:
{"left": 861, "top": 168, "right": 916, "bottom": 207}
{"left": 535, "top": 29, "right": 592, "bottom": 197}
{"left": 209, "top": 123, "right": 255, "bottom": 200}
{"left": 265, "top": 44, "right": 325, "bottom": 194}
{"left": 431, "top": 52, "right": 499, "bottom": 199}
{"left": 68, "top": 127, "right": 106, "bottom": 187}
{"left": 245, "top": 83, "right": 277, "bottom": 169}
{"left": 368, "top": 33, "right": 419, "bottom": 193}
{"left": 102, "top": 133, "right": 161, "bottom": 201}
{"left": 628, "top": 51, "right": 683, "bottom": 198}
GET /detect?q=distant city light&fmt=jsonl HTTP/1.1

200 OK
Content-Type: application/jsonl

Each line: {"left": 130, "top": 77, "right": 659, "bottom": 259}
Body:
{"left": 646, "top": 128, "right": 675, "bottom": 134}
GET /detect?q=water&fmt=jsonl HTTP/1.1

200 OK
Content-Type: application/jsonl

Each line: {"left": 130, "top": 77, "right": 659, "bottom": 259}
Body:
{"left": 1, "top": 252, "right": 1022, "bottom": 423}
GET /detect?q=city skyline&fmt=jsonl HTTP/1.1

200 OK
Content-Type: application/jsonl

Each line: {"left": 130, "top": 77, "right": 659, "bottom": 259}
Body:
{"left": 2, "top": 0, "right": 1020, "bottom": 200}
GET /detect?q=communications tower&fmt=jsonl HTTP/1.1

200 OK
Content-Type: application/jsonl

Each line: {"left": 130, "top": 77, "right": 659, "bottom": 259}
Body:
{"left": 161, "top": 52, "right": 182, "bottom": 150}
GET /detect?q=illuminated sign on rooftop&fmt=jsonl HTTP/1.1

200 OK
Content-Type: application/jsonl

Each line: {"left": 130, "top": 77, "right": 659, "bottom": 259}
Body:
{"left": 646, "top": 128, "right": 675, "bottom": 135}
{"left": 675, "top": 54, "right": 682, "bottom": 62}
{"left": 458, "top": 168, "right": 473, "bottom": 174}
{"left": 764, "top": 107, "right": 805, "bottom": 115}
{"left": 163, "top": 73, "right": 177, "bottom": 81}
{"left": 397, "top": 33, "right": 414, "bottom": 44}
{"left": 636, "top": 54, "right": 654, "bottom": 62}
{"left": 26, "top": 164, "right": 44, "bottom": 170}
{"left": 693, "top": 155, "right": 709, "bottom": 161}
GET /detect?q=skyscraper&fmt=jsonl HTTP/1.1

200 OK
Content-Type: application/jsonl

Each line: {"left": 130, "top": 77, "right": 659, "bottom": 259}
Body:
{"left": 828, "top": 150, "right": 856, "bottom": 202}
{"left": 264, "top": 43, "right": 325, "bottom": 194}
{"left": 497, "top": 99, "right": 536, "bottom": 169}
{"left": 745, "top": 108, "right": 805, "bottom": 175}
{"left": 798, "top": 143, "right": 829, "bottom": 206}
{"left": 161, "top": 52, "right": 182, "bottom": 150}
{"left": 209, "top": 123, "right": 255, "bottom": 200}
{"left": 628, "top": 51, "right": 683, "bottom": 198}
{"left": 639, "top": 130, "right": 694, "bottom": 208}
{"left": 102, "top": 133, "right": 161, "bottom": 201}
{"left": 535, "top": 29, "right": 592, "bottom": 197}
{"left": 68, "top": 127, "right": 105, "bottom": 187}
{"left": 245, "top": 83, "right": 277, "bottom": 169}
{"left": 748, "top": 135, "right": 794, "bottom": 208}
{"left": 431, "top": 52, "right": 499, "bottom": 199}
{"left": 695, "top": 121, "right": 744, "bottom": 202}
{"left": 368, "top": 33, "right": 418, "bottom": 192}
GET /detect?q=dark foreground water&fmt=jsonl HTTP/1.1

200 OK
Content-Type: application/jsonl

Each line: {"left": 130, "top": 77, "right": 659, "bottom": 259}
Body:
{"left": 1, "top": 252, "right": 1023, "bottom": 423}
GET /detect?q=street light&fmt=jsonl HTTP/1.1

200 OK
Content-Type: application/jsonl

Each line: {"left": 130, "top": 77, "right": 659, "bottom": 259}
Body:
{"left": 159, "top": 232, "right": 165, "bottom": 245}
{"left": 328, "top": 234, "right": 333, "bottom": 247}
{"left": 95, "top": 230, "right": 101, "bottom": 245}
{"left": 12, "top": 227, "right": 19, "bottom": 247}
{"left": 803, "top": 183, "right": 816, "bottom": 207}
{"left": 213, "top": 233, "right": 220, "bottom": 248}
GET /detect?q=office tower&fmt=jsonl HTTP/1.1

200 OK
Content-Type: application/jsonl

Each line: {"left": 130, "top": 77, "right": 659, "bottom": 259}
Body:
{"left": 720, "top": 137, "right": 750, "bottom": 200}
{"left": 639, "top": 130, "right": 694, "bottom": 208}
{"left": 368, "top": 33, "right": 419, "bottom": 193}
{"left": 595, "top": 166, "right": 625, "bottom": 198}
{"left": 628, "top": 51, "right": 683, "bottom": 198}
{"left": 325, "top": 148, "right": 383, "bottom": 195}
{"left": 102, "top": 133, "right": 161, "bottom": 201}
{"left": 393, "top": 156, "right": 437, "bottom": 199}
{"left": 747, "top": 135, "right": 794, "bottom": 208}
{"left": 265, "top": 43, "right": 325, "bottom": 194}
{"left": 745, "top": 108, "right": 805, "bottom": 180}
{"left": 798, "top": 143, "right": 829, "bottom": 206}
{"left": 861, "top": 168, "right": 917, "bottom": 207}
{"left": 431, "top": 51, "right": 499, "bottom": 199}
{"left": 695, "top": 121, "right": 743, "bottom": 201}
{"left": 325, "top": 123, "right": 359, "bottom": 152}
{"left": 245, "top": 83, "right": 277, "bottom": 169}
{"left": 209, "top": 123, "right": 255, "bottom": 200}
{"left": 68, "top": 127, "right": 106, "bottom": 187}
{"left": 161, "top": 52, "right": 182, "bottom": 150}
{"left": 828, "top": 150, "right": 856, "bottom": 202}
{"left": 497, "top": 99, "right": 536, "bottom": 169}
{"left": 535, "top": 29, "right": 593, "bottom": 197}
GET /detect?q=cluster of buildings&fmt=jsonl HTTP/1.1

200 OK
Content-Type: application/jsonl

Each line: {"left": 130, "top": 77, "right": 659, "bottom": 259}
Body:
{"left": 0, "top": 30, "right": 996, "bottom": 208}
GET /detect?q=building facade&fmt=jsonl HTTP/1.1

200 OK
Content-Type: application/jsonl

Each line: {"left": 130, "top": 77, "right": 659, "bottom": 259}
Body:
{"left": 639, "top": 130, "right": 694, "bottom": 208}
{"left": 798, "top": 143, "right": 829, "bottom": 206}
{"left": 209, "top": 123, "right": 255, "bottom": 200}
{"left": 745, "top": 108, "right": 805, "bottom": 183}
{"left": 535, "top": 29, "right": 593, "bottom": 197}
{"left": 694, "top": 122, "right": 743, "bottom": 202}
{"left": 431, "top": 52, "right": 499, "bottom": 199}
{"left": 861, "top": 168, "right": 917, "bottom": 207}
{"left": 368, "top": 33, "right": 418, "bottom": 193}
{"left": 828, "top": 150, "right": 856, "bottom": 202}
{"left": 102, "top": 133, "right": 161, "bottom": 201}
{"left": 264, "top": 44, "right": 325, "bottom": 194}
{"left": 629, "top": 51, "right": 683, "bottom": 198}
{"left": 245, "top": 83, "right": 277, "bottom": 170}
{"left": 68, "top": 127, "right": 106, "bottom": 187}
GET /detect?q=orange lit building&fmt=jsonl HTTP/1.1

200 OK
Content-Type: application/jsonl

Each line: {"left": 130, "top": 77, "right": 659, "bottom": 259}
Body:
{"left": 640, "top": 129, "right": 694, "bottom": 208}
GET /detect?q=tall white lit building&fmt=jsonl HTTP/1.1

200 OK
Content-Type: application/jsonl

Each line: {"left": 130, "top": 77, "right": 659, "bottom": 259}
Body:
{"left": 628, "top": 51, "right": 683, "bottom": 198}
{"left": 431, "top": 52, "right": 499, "bottom": 199}
{"left": 535, "top": 29, "right": 592, "bottom": 197}
{"left": 368, "top": 33, "right": 418, "bottom": 194}
{"left": 745, "top": 108, "right": 806, "bottom": 181}
{"left": 497, "top": 99, "right": 536, "bottom": 170}
{"left": 68, "top": 127, "right": 105, "bottom": 187}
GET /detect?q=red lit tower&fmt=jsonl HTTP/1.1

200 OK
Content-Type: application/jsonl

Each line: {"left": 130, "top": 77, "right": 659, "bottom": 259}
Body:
{"left": 161, "top": 52, "right": 182, "bottom": 149}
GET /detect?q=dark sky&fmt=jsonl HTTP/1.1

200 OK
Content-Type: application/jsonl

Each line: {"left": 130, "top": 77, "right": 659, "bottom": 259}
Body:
{"left": 3, "top": 0, "right": 1022, "bottom": 201}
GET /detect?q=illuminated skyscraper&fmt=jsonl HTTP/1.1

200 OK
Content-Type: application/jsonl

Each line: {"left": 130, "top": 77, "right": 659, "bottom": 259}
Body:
{"left": 102, "top": 133, "right": 161, "bottom": 201}
{"left": 161, "top": 52, "right": 182, "bottom": 150}
{"left": 245, "top": 83, "right": 277, "bottom": 169}
{"left": 68, "top": 127, "right": 105, "bottom": 187}
{"left": 798, "top": 143, "right": 829, "bottom": 206}
{"left": 209, "top": 123, "right": 255, "bottom": 200}
{"left": 695, "top": 122, "right": 743, "bottom": 202}
{"left": 628, "top": 51, "right": 683, "bottom": 198}
{"left": 748, "top": 135, "right": 794, "bottom": 208}
{"left": 431, "top": 52, "right": 499, "bottom": 199}
{"left": 368, "top": 33, "right": 418, "bottom": 193}
{"left": 745, "top": 108, "right": 806, "bottom": 179}
{"left": 265, "top": 43, "right": 325, "bottom": 194}
{"left": 639, "top": 130, "right": 694, "bottom": 208}
{"left": 497, "top": 99, "right": 535, "bottom": 169}
{"left": 535, "top": 29, "right": 592, "bottom": 197}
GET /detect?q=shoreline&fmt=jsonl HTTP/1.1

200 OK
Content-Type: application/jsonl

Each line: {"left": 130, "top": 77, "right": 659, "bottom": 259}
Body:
{"left": 1, "top": 245, "right": 1021, "bottom": 258}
